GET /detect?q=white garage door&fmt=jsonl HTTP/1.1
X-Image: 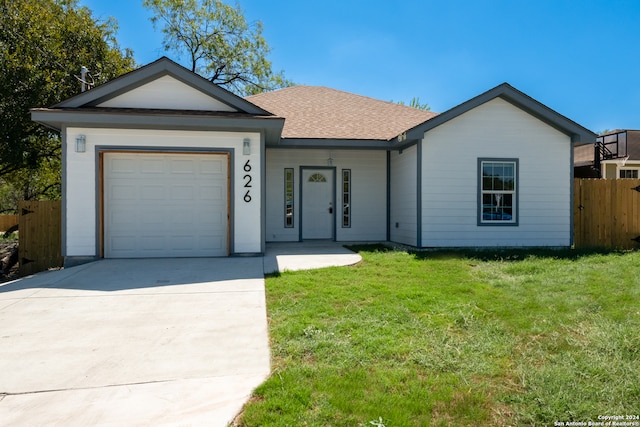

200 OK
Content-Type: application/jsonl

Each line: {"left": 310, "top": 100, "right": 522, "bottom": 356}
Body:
{"left": 104, "top": 152, "right": 228, "bottom": 258}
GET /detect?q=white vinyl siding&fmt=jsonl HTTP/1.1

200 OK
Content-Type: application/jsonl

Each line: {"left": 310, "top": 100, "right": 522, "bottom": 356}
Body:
{"left": 389, "top": 145, "right": 418, "bottom": 246}
{"left": 420, "top": 98, "right": 572, "bottom": 247}
{"left": 97, "top": 75, "right": 237, "bottom": 111}
{"left": 64, "top": 128, "right": 261, "bottom": 257}
{"left": 265, "top": 149, "right": 386, "bottom": 242}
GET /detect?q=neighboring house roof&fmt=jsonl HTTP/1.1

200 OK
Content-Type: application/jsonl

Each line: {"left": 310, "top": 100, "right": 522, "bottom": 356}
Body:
{"left": 404, "top": 83, "right": 596, "bottom": 147}
{"left": 246, "top": 85, "right": 437, "bottom": 142}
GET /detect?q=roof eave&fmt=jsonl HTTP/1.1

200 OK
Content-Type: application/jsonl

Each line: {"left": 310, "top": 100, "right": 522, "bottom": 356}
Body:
{"left": 30, "top": 108, "right": 284, "bottom": 144}
{"left": 268, "top": 138, "right": 391, "bottom": 149}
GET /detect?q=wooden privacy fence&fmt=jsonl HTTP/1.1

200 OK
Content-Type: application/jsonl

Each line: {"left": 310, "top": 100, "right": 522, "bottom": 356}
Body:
{"left": 574, "top": 178, "right": 640, "bottom": 249}
{"left": 0, "top": 215, "right": 18, "bottom": 231}
{"left": 18, "top": 200, "right": 63, "bottom": 276}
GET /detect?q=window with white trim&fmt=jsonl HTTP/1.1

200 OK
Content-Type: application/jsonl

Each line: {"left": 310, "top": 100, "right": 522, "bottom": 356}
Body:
{"left": 479, "top": 159, "right": 518, "bottom": 225}
{"left": 619, "top": 169, "right": 639, "bottom": 179}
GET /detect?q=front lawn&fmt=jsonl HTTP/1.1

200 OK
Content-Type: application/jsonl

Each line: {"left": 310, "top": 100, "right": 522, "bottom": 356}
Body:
{"left": 236, "top": 246, "right": 640, "bottom": 426}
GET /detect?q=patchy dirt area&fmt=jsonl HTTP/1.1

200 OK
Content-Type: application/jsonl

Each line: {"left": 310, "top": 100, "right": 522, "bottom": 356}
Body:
{"left": 1, "top": 240, "right": 19, "bottom": 283}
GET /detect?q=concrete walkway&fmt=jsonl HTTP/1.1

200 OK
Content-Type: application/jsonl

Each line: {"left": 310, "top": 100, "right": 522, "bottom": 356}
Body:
{"left": 0, "top": 242, "right": 361, "bottom": 426}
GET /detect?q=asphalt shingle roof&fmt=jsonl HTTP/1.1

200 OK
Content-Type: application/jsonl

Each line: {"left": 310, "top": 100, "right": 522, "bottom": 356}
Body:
{"left": 246, "top": 85, "right": 437, "bottom": 141}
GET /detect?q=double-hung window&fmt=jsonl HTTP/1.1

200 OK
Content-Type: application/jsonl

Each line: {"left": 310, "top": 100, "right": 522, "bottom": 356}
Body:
{"left": 478, "top": 159, "right": 518, "bottom": 225}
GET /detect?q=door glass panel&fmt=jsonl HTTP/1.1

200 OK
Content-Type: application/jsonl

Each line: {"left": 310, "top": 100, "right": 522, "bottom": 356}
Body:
{"left": 308, "top": 173, "right": 327, "bottom": 183}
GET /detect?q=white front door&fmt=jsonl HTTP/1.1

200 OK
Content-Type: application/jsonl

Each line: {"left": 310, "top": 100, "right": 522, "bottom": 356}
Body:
{"left": 302, "top": 169, "right": 334, "bottom": 239}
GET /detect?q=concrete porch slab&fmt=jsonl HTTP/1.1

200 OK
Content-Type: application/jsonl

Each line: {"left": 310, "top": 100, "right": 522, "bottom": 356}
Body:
{"left": 263, "top": 241, "right": 362, "bottom": 274}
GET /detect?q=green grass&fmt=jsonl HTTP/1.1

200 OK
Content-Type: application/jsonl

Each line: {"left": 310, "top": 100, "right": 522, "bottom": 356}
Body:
{"left": 236, "top": 246, "right": 640, "bottom": 426}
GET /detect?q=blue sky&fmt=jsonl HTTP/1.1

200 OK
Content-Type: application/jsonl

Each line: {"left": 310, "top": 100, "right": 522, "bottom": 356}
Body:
{"left": 81, "top": 0, "right": 640, "bottom": 133}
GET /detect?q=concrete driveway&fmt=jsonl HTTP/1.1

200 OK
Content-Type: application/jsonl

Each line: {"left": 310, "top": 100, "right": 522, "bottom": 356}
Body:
{"left": 0, "top": 257, "right": 270, "bottom": 426}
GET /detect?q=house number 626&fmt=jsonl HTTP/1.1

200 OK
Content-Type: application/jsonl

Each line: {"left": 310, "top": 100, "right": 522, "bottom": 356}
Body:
{"left": 243, "top": 160, "right": 252, "bottom": 203}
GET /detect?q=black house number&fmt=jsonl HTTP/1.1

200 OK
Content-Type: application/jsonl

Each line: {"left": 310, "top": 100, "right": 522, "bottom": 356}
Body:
{"left": 243, "top": 159, "right": 252, "bottom": 202}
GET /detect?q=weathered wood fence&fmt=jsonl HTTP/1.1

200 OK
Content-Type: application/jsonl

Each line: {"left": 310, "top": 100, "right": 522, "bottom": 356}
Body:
{"left": 0, "top": 215, "right": 18, "bottom": 231}
{"left": 574, "top": 178, "right": 640, "bottom": 249}
{"left": 18, "top": 200, "right": 63, "bottom": 276}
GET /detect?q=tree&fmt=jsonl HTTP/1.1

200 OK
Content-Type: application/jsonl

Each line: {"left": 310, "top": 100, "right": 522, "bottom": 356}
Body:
{"left": 143, "top": 0, "right": 292, "bottom": 95}
{"left": 0, "top": 0, "right": 134, "bottom": 209}
{"left": 397, "top": 97, "right": 431, "bottom": 111}
{"left": 0, "top": 157, "right": 60, "bottom": 214}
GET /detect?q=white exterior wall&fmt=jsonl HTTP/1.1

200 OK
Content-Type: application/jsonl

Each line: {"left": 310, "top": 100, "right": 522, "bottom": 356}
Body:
{"left": 389, "top": 145, "right": 418, "bottom": 246}
{"left": 97, "top": 75, "right": 236, "bottom": 111}
{"left": 265, "top": 148, "right": 387, "bottom": 242}
{"left": 421, "top": 98, "right": 572, "bottom": 247}
{"left": 64, "top": 127, "right": 262, "bottom": 256}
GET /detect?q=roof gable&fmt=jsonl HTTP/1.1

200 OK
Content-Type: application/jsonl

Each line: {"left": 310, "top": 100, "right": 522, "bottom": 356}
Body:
{"left": 404, "top": 83, "right": 596, "bottom": 146}
{"left": 96, "top": 75, "right": 237, "bottom": 111}
{"left": 55, "top": 57, "right": 271, "bottom": 115}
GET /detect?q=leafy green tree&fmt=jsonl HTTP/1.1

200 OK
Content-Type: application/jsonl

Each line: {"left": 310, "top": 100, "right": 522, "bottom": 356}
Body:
{"left": 0, "top": 158, "right": 60, "bottom": 214}
{"left": 0, "top": 0, "right": 134, "bottom": 209}
{"left": 143, "top": 0, "right": 292, "bottom": 95}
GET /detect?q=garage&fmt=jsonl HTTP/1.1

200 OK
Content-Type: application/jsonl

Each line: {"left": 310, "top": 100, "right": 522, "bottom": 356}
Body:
{"left": 31, "top": 58, "right": 276, "bottom": 264}
{"left": 103, "top": 152, "right": 229, "bottom": 258}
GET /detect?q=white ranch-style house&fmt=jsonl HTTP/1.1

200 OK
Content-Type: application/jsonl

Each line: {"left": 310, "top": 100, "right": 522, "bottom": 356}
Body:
{"left": 31, "top": 58, "right": 596, "bottom": 266}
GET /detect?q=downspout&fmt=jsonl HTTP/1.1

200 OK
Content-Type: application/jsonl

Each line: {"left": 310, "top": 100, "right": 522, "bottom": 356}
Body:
{"left": 386, "top": 150, "right": 391, "bottom": 242}
{"left": 570, "top": 135, "right": 576, "bottom": 247}
{"left": 416, "top": 140, "right": 423, "bottom": 248}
